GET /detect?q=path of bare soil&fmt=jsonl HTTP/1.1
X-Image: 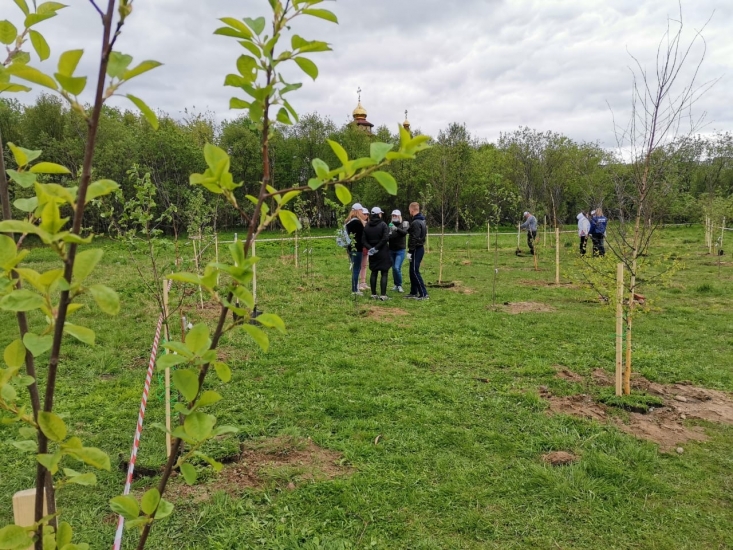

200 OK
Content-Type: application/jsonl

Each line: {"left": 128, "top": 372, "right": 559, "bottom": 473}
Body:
{"left": 171, "top": 437, "right": 352, "bottom": 502}
{"left": 544, "top": 368, "right": 733, "bottom": 451}
{"left": 364, "top": 306, "right": 410, "bottom": 322}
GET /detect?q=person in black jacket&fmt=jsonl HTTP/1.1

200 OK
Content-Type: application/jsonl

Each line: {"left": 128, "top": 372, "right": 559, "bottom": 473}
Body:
{"left": 345, "top": 203, "right": 366, "bottom": 295}
{"left": 388, "top": 209, "right": 409, "bottom": 293}
{"left": 362, "top": 206, "right": 392, "bottom": 300}
{"left": 406, "top": 202, "right": 429, "bottom": 300}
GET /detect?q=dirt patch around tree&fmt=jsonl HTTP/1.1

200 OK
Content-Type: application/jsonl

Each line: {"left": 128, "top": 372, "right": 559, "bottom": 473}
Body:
{"left": 517, "top": 280, "right": 579, "bottom": 289}
{"left": 501, "top": 301, "right": 555, "bottom": 314}
{"left": 447, "top": 280, "right": 476, "bottom": 295}
{"left": 544, "top": 368, "right": 733, "bottom": 451}
{"left": 554, "top": 365, "right": 584, "bottom": 383}
{"left": 363, "top": 306, "right": 410, "bottom": 322}
{"left": 171, "top": 436, "right": 352, "bottom": 502}
{"left": 542, "top": 451, "right": 578, "bottom": 466}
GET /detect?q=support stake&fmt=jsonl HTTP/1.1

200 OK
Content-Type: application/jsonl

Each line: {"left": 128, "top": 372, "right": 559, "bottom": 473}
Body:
{"left": 162, "top": 280, "right": 171, "bottom": 458}
{"left": 615, "top": 263, "right": 624, "bottom": 396}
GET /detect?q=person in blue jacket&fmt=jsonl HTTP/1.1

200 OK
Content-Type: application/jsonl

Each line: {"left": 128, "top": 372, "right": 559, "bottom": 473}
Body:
{"left": 590, "top": 208, "right": 608, "bottom": 256}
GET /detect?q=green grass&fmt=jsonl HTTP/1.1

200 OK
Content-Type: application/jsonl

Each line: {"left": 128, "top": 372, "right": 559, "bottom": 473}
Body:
{"left": 2, "top": 225, "right": 733, "bottom": 549}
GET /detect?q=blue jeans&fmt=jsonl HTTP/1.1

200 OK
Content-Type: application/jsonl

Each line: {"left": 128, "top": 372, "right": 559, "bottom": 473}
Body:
{"left": 409, "top": 247, "right": 428, "bottom": 297}
{"left": 390, "top": 249, "right": 405, "bottom": 286}
{"left": 350, "top": 249, "right": 363, "bottom": 292}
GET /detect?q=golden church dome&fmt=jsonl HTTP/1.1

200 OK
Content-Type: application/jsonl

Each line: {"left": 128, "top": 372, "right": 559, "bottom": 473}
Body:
{"left": 353, "top": 101, "right": 367, "bottom": 119}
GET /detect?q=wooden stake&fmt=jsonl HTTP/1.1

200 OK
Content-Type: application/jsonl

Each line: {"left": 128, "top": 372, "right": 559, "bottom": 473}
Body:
{"left": 615, "top": 263, "right": 624, "bottom": 396}
{"left": 191, "top": 238, "right": 204, "bottom": 309}
{"left": 516, "top": 223, "right": 521, "bottom": 251}
{"left": 487, "top": 221, "right": 490, "bottom": 252}
{"left": 294, "top": 230, "right": 299, "bottom": 268}
{"left": 214, "top": 233, "right": 219, "bottom": 264}
{"left": 234, "top": 234, "right": 240, "bottom": 309}
{"left": 13, "top": 489, "right": 49, "bottom": 550}
{"left": 162, "top": 280, "right": 172, "bottom": 458}
{"left": 252, "top": 239, "right": 257, "bottom": 305}
{"left": 722, "top": 217, "right": 726, "bottom": 248}
{"left": 543, "top": 216, "right": 547, "bottom": 246}
{"left": 555, "top": 227, "right": 560, "bottom": 285}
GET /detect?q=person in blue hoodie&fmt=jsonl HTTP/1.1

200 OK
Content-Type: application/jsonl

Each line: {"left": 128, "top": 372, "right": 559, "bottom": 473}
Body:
{"left": 406, "top": 202, "right": 429, "bottom": 300}
{"left": 590, "top": 208, "right": 608, "bottom": 256}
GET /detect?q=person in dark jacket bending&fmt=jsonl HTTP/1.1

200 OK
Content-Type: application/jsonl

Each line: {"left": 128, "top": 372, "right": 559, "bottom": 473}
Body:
{"left": 590, "top": 208, "right": 608, "bottom": 257}
{"left": 388, "top": 209, "right": 409, "bottom": 293}
{"left": 362, "top": 206, "right": 392, "bottom": 300}
{"left": 406, "top": 202, "right": 429, "bottom": 300}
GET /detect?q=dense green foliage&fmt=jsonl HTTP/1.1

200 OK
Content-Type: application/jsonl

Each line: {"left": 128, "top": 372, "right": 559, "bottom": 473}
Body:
{"left": 2, "top": 226, "right": 732, "bottom": 549}
{"left": 3, "top": 97, "right": 733, "bottom": 234}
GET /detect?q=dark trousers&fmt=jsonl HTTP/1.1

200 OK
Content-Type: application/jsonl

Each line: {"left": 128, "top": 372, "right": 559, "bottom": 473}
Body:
{"left": 591, "top": 234, "right": 605, "bottom": 257}
{"left": 370, "top": 270, "right": 388, "bottom": 296}
{"left": 409, "top": 246, "right": 428, "bottom": 297}
{"left": 527, "top": 230, "right": 537, "bottom": 255}
{"left": 579, "top": 236, "right": 588, "bottom": 256}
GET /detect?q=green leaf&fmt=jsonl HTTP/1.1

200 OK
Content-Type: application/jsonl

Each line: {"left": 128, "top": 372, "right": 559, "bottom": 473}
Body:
{"left": 6, "top": 169, "right": 36, "bottom": 188}
{"left": 140, "top": 488, "right": 160, "bottom": 516}
{"left": 372, "top": 171, "right": 398, "bottom": 195}
{"left": 229, "top": 97, "right": 250, "bottom": 110}
{"left": 278, "top": 210, "right": 301, "bottom": 233}
{"left": 0, "top": 21, "right": 18, "bottom": 45}
{"left": 37, "top": 2, "right": 67, "bottom": 15}
{"left": 334, "top": 184, "right": 351, "bottom": 205}
{"left": 67, "top": 446, "right": 110, "bottom": 470}
{"left": 13, "top": 0, "right": 30, "bottom": 16}
{"left": 56, "top": 522, "right": 72, "bottom": 548}
{"left": 327, "top": 139, "right": 349, "bottom": 165}
{"left": 0, "top": 234, "right": 16, "bottom": 267}
{"left": 162, "top": 341, "right": 194, "bottom": 358}
{"left": 0, "top": 82, "right": 32, "bottom": 93}
{"left": 0, "top": 289, "right": 44, "bottom": 312}
{"left": 29, "top": 162, "right": 70, "bottom": 174}
{"left": 302, "top": 8, "right": 339, "bottom": 24}
{"left": 127, "top": 94, "right": 159, "bottom": 130}
{"left": 184, "top": 412, "right": 216, "bottom": 442}
{"left": 73, "top": 248, "right": 103, "bottom": 283}
{"left": 4, "top": 340, "right": 26, "bottom": 369}
{"left": 255, "top": 313, "right": 286, "bottom": 333}
{"left": 106, "top": 52, "right": 132, "bottom": 79}
{"left": 179, "top": 463, "right": 197, "bottom": 485}
{"left": 154, "top": 499, "right": 174, "bottom": 520}
{"left": 243, "top": 17, "right": 266, "bottom": 35}
{"left": 241, "top": 324, "right": 269, "bottom": 352}
{"left": 213, "top": 361, "right": 231, "bottom": 383}
{"left": 213, "top": 26, "right": 250, "bottom": 40}
{"left": 23, "top": 12, "right": 55, "bottom": 28}
{"left": 54, "top": 73, "right": 86, "bottom": 96}
{"left": 6, "top": 64, "right": 57, "bottom": 90}
{"left": 57, "top": 49, "right": 83, "bottom": 77}
{"left": 110, "top": 496, "right": 139, "bottom": 521}
{"left": 23, "top": 333, "right": 53, "bottom": 357}
{"left": 312, "top": 158, "right": 329, "bottom": 179}
{"left": 276, "top": 107, "right": 292, "bottom": 125}
{"left": 7, "top": 143, "right": 28, "bottom": 168}
{"left": 212, "top": 425, "right": 239, "bottom": 437}
{"left": 218, "top": 17, "right": 253, "bottom": 38}
{"left": 12, "top": 440, "right": 37, "bottom": 452}
{"left": 156, "top": 354, "right": 189, "bottom": 370}
{"left": 28, "top": 30, "right": 50, "bottom": 61}
{"left": 294, "top": 57, "right": 318, "bottom": 80}
{"left": 38, "top": 411, "right": 66, "bottom": 442}
{"left": 172, "top": 369, "right": 199, "bottom": 402}
{"left": 185, "top": 323, "right": 210, "bottom": 355}
{"left": 37, "top": 451, "right": 61, "bottom": 474}
{"left": 63, "top": 323, "right": 95, "bottom": 346}
{"left": 122, "top": 60, "right": 162, "bottom": 81}
{"left": 1, "top": 384, "right": 17, "bottom": 402}
{"left": 13, "top": 197, "right": 38, "bottom": 212}
{"left": 66, "top": 472, "right": 96, "bottom": 486}
{"left": 89, "top": 284, "right": 120, "bottom": 315}
{"left": 196, "top": 390, "right": 222, "bottom": 407}
{"left": 167, "top": 272, "right": 202, "bottom": 286}
{"left": 85, "top": 179, "right": 119, "bottom": 202}
{"left": 370, "top": 142, "right": 393, "bottom": 163}
{"left": 0, "top": 524, "right": 32, "bottom": 550}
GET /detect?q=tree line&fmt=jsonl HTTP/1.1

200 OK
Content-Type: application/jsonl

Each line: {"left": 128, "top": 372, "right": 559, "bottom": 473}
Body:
{"left": 2, "top": 94, "right": 732, "bottom": 235}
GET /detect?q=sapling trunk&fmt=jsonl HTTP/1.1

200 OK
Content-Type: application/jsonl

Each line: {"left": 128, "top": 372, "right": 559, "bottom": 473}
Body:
{"left": 555, "top": 226, "right": 560, "bottom": 283}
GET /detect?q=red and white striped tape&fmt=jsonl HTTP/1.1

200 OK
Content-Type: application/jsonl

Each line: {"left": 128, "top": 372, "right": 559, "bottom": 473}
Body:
{"left": 112, "top": 294, "right": 168, "bottom": 549}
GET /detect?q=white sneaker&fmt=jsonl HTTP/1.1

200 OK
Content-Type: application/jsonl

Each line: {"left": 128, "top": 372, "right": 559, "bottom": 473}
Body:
{"left": 371, "top": 294, "right": 379, "bottom": 300}
{"left": 352, "top": 291, "right": 363, "bottom": 296}
{"left": 379, "top": 295, "right": 390, "bottom": 301}
{"left": 397, "top": 286, "right": 404, "bottom": 293}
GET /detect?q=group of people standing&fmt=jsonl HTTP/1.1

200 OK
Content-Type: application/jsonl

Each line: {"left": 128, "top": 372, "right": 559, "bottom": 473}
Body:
{"left": 519, "top": 209, "right": 608, "bottom": 257}
{"left": 576, "top": 209, "right": 608, "bottom": 256}
{"left": 344, "top": 202, "right": 429, "bottom": 301}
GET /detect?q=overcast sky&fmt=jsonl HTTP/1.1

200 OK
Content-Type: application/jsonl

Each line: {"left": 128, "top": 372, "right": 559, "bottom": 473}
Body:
{"left": 9, "top": 0, "right": 733, "bottom": 148}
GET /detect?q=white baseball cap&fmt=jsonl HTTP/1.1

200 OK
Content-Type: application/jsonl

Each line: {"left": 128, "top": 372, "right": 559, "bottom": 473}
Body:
{"left": 361, "top": 207, "right": 369, "bottom": 214}
{"left": 371, "top": 206, "right": 383, "bottom": 215}
{"left": 591, "top": 210, "right": 596, "bottom": 215}
{"left": 391, "top": 210, "right": 401, "bottom": 217}
{"left": 352, "top": 202, "right": 363, "bottom": 211}
{"left": 523, "top": 211, "right": 529, "bottom": 217}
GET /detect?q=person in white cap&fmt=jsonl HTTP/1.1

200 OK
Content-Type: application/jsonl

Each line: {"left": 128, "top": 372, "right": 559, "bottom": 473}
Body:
{"left": 577, "top": 212, "right": 590, "bottom": 256}
{"left": 358, "top": 206, "right": 370, "bottom": 290}
{"left": 344, "top": 203, "right": 367, "bottom": 295}
{"left": 388, "top": 209, "right": 409, "bottom": 292}
{"left": 362, "top": 206, "right": 392, "bottom": 300}
{"left": 520, "top": 211, "right": 538, "bottom": 255}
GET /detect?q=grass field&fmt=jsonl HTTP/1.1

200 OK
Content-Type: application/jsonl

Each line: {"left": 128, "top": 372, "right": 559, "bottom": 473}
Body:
{"left": 2, "top": 225, "right": 733, "bottom": 549}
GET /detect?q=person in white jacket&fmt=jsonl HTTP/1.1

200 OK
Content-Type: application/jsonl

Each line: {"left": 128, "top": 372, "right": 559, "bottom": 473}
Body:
{"left": 577, "top": 212, "right": 590, "bottom": 256}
